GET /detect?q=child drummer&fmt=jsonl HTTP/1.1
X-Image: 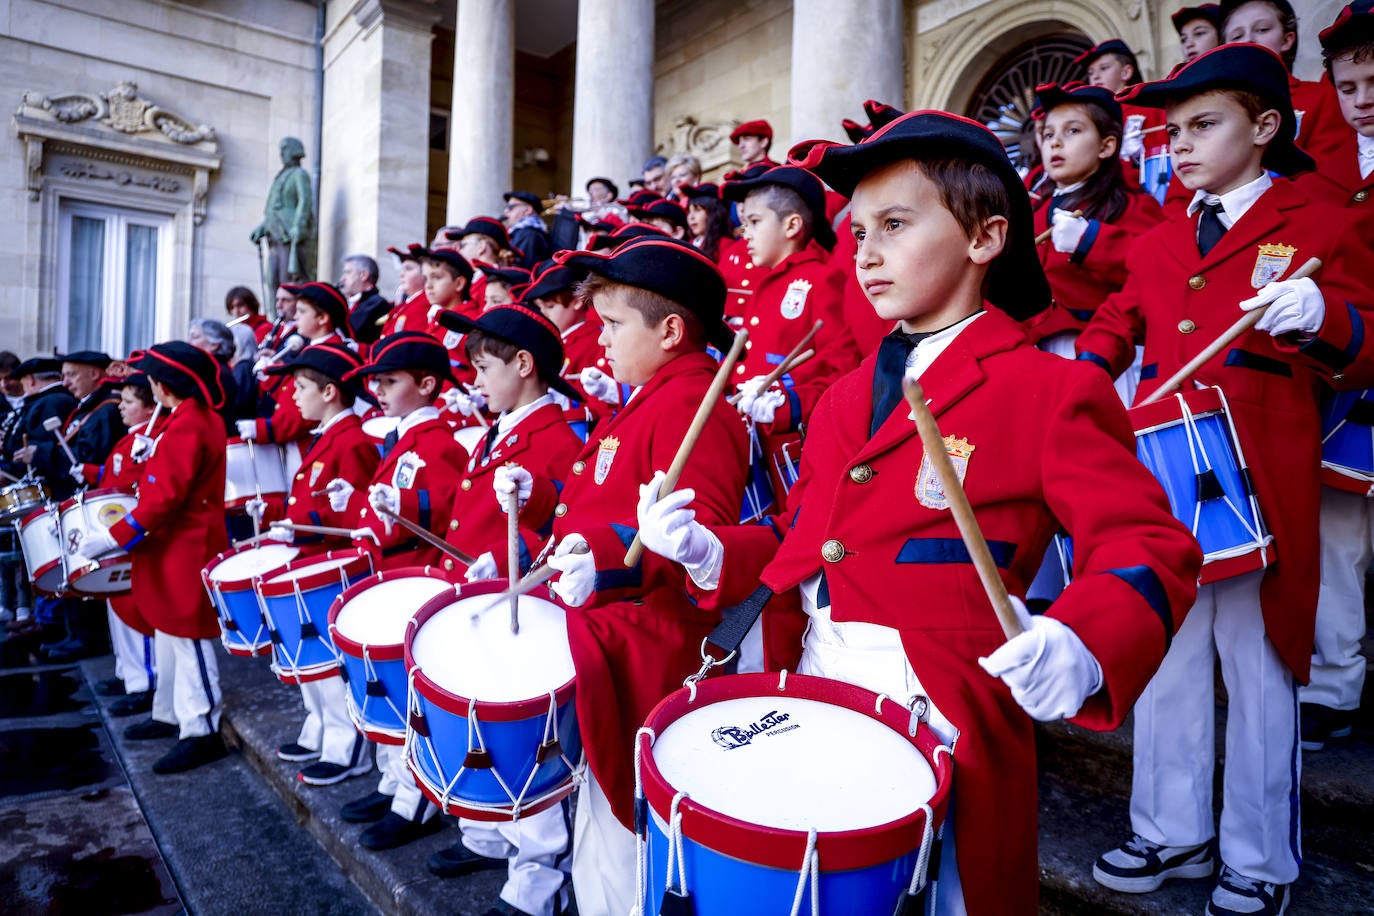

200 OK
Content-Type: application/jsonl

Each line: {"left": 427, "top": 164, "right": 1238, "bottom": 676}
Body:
{"left": 635, "top": 111, "right": 1203, "bottom": 914}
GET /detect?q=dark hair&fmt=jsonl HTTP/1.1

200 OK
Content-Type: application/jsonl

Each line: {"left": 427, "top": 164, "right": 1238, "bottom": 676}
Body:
{"left": 688, "top": 196, "right": 733, "bottom": 261}
{"left": 744, "top": 185, "right": 814, "bottom": 244}
{"left": 575, "top": 275, "right": 705, "bottom": 346}
{"left": 0, "top": 351, "right": 18, "bottom": 375}
{"left": 1102, "top": 51, "right": 1142, "bottom": 86}
{"left": 642, "top": 155, "right": 668, "bottom": 173}
{"left": 1043, "top": 101, "right": 1132, "bottom": 224}
{"left": 122, "top": 381, "right": 156, "bottom": 408}
{"left": 1323, "top": 21, "right": 1374, "bottom": 72}
{"left": 908, "top": 158, "right": 1011, "bottom": 242}
{"left": 225, "top": 286, "right": 260, "bottom": 314}
{"left": 294, "top": 298, "right": 335, "bottom": 331}
{"left": 1224, "top": 0, "right": 1298, "bottom": 68}
{"left": 295, "top": 366, "right": 356, "bottom": 407}
{"left": 421, "top": 256, "right": 466, "bottom": 283}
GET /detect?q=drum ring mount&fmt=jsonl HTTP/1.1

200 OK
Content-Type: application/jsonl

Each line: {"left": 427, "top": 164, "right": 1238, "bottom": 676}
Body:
{"left": 683, "top": 637, "right": 736, "bottom": 692}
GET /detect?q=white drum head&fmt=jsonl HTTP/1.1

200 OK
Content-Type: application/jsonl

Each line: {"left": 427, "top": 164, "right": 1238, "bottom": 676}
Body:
{"left": 652, "top": 696, "right": 936, "bottom": 832}
{"left": 209, "top": 544, "right": 300, "bottom": 582}
{"left": 362, "top": 416, "right": 400, "bottom": 440}
{"left": 264, "top": 554, "right": 354, "bottom": 584}
{"left": 335, "top": 576, "right": 450, "bottom": 646}
{"left": 453, "top": 426, "right": 488, "bottom": 453}
{"left": 411, "top": 593, "right": 573, "bottom": 703}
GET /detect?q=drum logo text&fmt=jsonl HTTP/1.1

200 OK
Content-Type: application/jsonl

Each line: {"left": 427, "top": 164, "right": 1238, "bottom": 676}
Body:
{"left": 710, "top": 709, "right": 797, "bottom": 749}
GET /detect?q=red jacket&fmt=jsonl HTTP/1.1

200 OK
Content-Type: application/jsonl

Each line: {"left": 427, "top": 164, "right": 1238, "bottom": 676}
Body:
{"left": 108, "top": 398, "right": 228, "bottom": 639}
{"left": 354, "top": 411, "right": 469, "bottom": 569}
{"left": 717, "top": 236, "right": 757, "bottom": 321}
{"left": 734, "top": 243, "right": 860, "bottom": 431}
{"left": 438, "top": 401, "right": 580, "bottom": 576}
{"left": 380, "top": 290, "right": 431, "bottom": 338}
{"left": 252, "top": 333, "right": 350, "bottom": 445}
{"left": 285, "top": 412, "right": 380, "bottom": 554}
{"left": 551, "top": 351, "right": 748, "bottom": 830}
{"left": 558, "top": 317, "right": 612, "bottom": 431}
{"left": 97, "top": 423, "right": 167, "bottom": 636}
{"left": 1292, "top": 74, "right": 1353, "bottom": 164}
{"left": 1301, "top": 135, "right": 1374, "bottom": 237}
{"left": 245, "top": 313, "right": 272, "bottom": 344}
{"left": 1023, "top": 191, "right": 1164, "bottom": 342}
{"left": 702, "top": 309, "right": 1201, "bottom": 916}
{"left": 1076, "top": 178, "right": 1374, "bottom": 680}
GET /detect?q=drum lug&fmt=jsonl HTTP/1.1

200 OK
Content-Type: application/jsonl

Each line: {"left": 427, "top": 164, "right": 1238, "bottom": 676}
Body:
{"left": 906, "top": 695, "right": 930, "bottom": 738}
{"left": 408, "top": 710, "right": 431, "bottom": 738}
{"left": 536, "top": 738, "right": 562, "bottom": 764}
{"left": 684, "top": 637, "right": 735, "bottom": 689}
{"left": 463, "top": 748, "right": 493, "bottom": 769}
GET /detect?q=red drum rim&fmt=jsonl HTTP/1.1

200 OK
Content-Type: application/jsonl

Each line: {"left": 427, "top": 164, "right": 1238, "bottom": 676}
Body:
{"left": 328, "top": 565, "right": 456, "bottom": 662}
{"left": 273, "top": 661, "right": 340, "bottom": 685}
{"left": 222, "top": 642, "right": 273, "bottom": 658}
{"left": 20, "top": 504, "right": 56, "bottom": 528}
{"left": 255, "top": 547, "right": 374, "bottom": 597}
{"left": 68, "top": 555, "right": 132, "bottom": 594}
{"left": 638, "top": 672, "right": 953, "bottom": 873}
{"left": 202, "top": 541, "right": 299, "bottom": 592}
{"left": 1128, "top": 384, "right": 1226, "bottom": 431}
{"left": 30, "top": 557, "right": 66, "bottom": 595}
{"left": 56, "top": 487, "right": 136, "bottom": 512}
{"left": 414, "top": 773, "right": 576, "bottom": 822}
{"left": 404, "top": 578, "right": 576, "bottom": 723}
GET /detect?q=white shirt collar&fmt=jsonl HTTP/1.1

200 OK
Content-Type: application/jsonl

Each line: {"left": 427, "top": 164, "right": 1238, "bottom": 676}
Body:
{"left": 496, "top": 394, "right": 553, "bottom": 437}
{"left": 309, "top": 408, "right": 352, "bottom": 437}
{"left": 1186, "top": 171, "right": 1272, "bottom": 228}
{"left": 1053, "top": 179, "right": 1087, "bottom": 195}
{"left": 395, "top": 404, "right": 439, "bottom": 439}
{"left": 905, "top": 311, "right": 986, "bottom": 376}
{"left": 560, "top": 321, "right": 585, "bottom": 340}
{"left": 1358, "top": 133, "right": 1374, "bottom": 180}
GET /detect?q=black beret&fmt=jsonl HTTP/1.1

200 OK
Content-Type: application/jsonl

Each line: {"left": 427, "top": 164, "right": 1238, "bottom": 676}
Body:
{"left": 842, "top": 99, "right": 905, "bottom": 143}
{"left": 13, "top": 357, "right": 62, "bottom": 378}
{"left": 134, "top": 341, "right": 227, "bottom": 409}
{"left": 349, "top": 332, "right": 457, "bottom": 386}
{"left": 629, "top": 198, "right": 689, "bottom": 232}
{"left": 1320, "top": 0, "right": 1374, "bottom": 48}
{"left": 281, "top": 281, "right": 350, "bottom": 332}
{"left": 722, "top": 165, "right": 837, "bottom": 250}
{"left": 56, "top": 350, "right": 113, "bottom": 370}
{"left": 265, "top": 341, "right": 376, "bottom": 405}
{"left": 589, "top": 222, "right": 670, "bottom": 252}
{"left": 503, "top": 190, "right": 542, "bottom": 211}
{"left": 413, "top": 246, "right": 475, "bottom": 282}
{"left": 445, "top": 216, "right": 519, "bottom": 255}
{"left": 586, "top": 176, "right": 620, "bottom": 200}
{"left": 1074, "top": 39, "right": 1140, "bottom": 69}
{"left": 1172, "top": 4, "right": 1222, "bottom": 32}
{"left": 1034, "top": 82, "right": 1124, "bottom": 123}
{"left": 474, "top": 262, "right": 533, "bottom": 289}
{"left": 436, "top": 303, "right": 579, "bottom": 400}
{"left": 522, "top": 262, "right": 586, "bottom": 302}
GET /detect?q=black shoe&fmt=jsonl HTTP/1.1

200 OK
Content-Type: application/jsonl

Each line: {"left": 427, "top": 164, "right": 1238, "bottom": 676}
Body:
{"left": 39, "top": 636, "right": 79, "bottom": 658}
{"left": 276, "top": 742, "right": 320, "bottom": 762}
{"left": 93, "top": 678, "right": 127, "bottom": 697}
{"left": 483, "top": 903, "right": 535, "bottom": 916}
{"left": 1300, "top": 703, "right": 1355, "bottom": 752}
{"left": 341, "top": 791, "right": 393, "bottom": 824}
{"left": 299, "top": 759, "right": 372, "bottom": 786}
{"left": 124, "top": 719, "right": 178, "bottom": 740}
{"left": 359, "top": 811, "right": 442, "bottom": 850}
{"left": 45, "top": 639, "right": 96, "bottom": 664}
{"left": 108, "top": 691, "right": 153, "bottom": 717}
{"left": 427, "top": 841, "right": 508, "bottom": 878}
{"left": 153, "top": 733, "right": 228, "bottom": 774}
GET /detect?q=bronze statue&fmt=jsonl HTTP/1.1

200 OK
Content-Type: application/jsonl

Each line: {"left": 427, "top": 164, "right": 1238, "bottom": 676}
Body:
{"left": 251, "top": 137, "right": 316, "bottom": 294}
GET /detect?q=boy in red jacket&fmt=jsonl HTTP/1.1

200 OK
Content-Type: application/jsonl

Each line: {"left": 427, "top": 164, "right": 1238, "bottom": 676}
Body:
{"left": 1076, "top": 45, "right": 1374, "bottom": 914}
{"left": 78, "top": 342, "right": 230, "bottom": 775}
{"left": 261, "top": 342, "right": 378, "bottom": 786}
{"left": 638, "top": 111, "right": 1202, "bottom": 915}
{"left": 541, "top": 237, "right": 748, "bottom": 914}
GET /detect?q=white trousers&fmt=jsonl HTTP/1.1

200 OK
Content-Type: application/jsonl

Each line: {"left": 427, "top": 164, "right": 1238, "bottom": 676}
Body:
{"left": 1302, "top": 486, "right": 1371, "bottom": 710}
{"left": 1130, "top": 570, "right": 1301, "bottom": 883}
{"left": 107, "top": 602, "right": 155, "bottom": 694}
{"left": 571, "top": 770, "right": 638, "bottom": 916}
{"left": 149, "top": 633, "right": 221, "bottom": 739}
{"left": 296, "top": 675, "right": 367, "bottom": 768}
{"left": 375, "top": 742, "right": 435, "bottom": 822}
{"left": 460, "top": 805, "right": 572, "bottom": 916}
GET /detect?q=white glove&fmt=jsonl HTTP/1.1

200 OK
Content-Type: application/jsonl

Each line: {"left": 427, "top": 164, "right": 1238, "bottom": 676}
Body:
{"left": 579, "top": 368, "right": 621, "bottom": 406}
{"left": 440, "top": 385, "right": 486, "bottom": 417}
{"left": 75, "top": 525, "right": 118, "bottom": 560}
{"left": 548, "top": 535, "right": 595, "bottom": 607}
{"left": 69, "top": 464, "right": 88, "bottom": 485}
{"left": 1121, "top": 115, "right": 1146, "bottom": 160}
{"left": 1050, "top": 211, "right": 1091, "bottom": 254}
{"left": 368, "top": 483, "right": 400, "bottom": 516}
{"left": 244, "top": 496, "right": 268, "bottom": 525}
{"left": 465, "top": 551, "right": 499, "bottom": 582}
{"left": 326, "top": 478, "right": 355, "bottom": 512}
{"left": 427, "top": 304, "right": 442, "bottom": 324}
{"left": 266, "top": 525, "right": 295, "bottom": 543}
{"left": 493, "top": 464, "right": 533, "bottom": 511}
{"left": 978, "top": 597, "right": 1104, "bottom": 721}
{"left": 735, "top": 375, "right": 788, "bottom": 424}
{"left": 635, "top": 470, "right": 724, "bottom": 588}
{"left": 235, "top": 419, "right": 258, "bottom": 441}
{"left": 1240, "top": 276, "right": 1325, "bottom": 337}
{"left": 130, "top": 434, "right": 155, "bottom": 463}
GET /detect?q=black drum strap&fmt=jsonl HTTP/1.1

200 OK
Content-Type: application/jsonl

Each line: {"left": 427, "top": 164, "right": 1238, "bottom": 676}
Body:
{"left": 704, "top": 584, "right": 773, "bottom": 660}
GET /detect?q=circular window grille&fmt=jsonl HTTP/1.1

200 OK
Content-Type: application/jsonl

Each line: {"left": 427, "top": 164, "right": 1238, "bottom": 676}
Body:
{"left": 967, "top": 34, "right": 1094, "bottom": 169}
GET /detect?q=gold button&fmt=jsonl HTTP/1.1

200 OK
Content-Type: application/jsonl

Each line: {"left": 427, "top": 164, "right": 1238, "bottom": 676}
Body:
{"left": 449, "top": 519, "right": 458, "bottom": 530}
{"left": 741, "top": 279, "right": 750, "bottom": 288}
{"left": 597, "top": 358, "right": 605, "bottom": 367}
{"left": 735, "top": 364, "right": 746, "bottom": 374}
{"left": 555, "top": 503, "right": 568, "bottom": 517}
{"left": 461, "top": 479, "right": 472, "bottom": 491}
{"left": 295, "top": 473, "right": 304, "bottom": 481}
{"left": 745, "top": 262, "right": 754, "bottom": 269}
{"left": 745, "top": 340, "right": 753, "bottom": 350}
{"left": 287, "top": 496, "right": 297, "bottom": 505}
{"left": 1188, "top": 275, "right": 1205, "bottom": 290}
{"left": 848, "top": 464, "right": 873, "bottom": 484}
{"left": 360, "top": 508, "right": 367, "bottom": 517}
{"left": 736, "top": 297, "right": 746, "bottom": 305}
{"left": 1178, "top": 319, "right": 1197, "bottom": 334}
{"left": 572, "top": 461, "right": 585, "bottom": 475}
{"left": 443, "top": 558, "right": 454, "bottom": 571}
{"left": 749, "top": 316, "right": 760, "bottom": 327}
{"left": 1355, "top": 190, "right": 1369, "bottom": 203}
{"left": 821, "top": 539, "right": 845, "bottom": 563}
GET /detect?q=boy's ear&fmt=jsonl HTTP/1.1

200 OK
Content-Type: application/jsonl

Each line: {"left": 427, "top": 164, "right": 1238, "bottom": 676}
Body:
{"left": 782, "top": 211, "right": 805, "bottom": 241}
{"left": 418, "top": 374, "right": 439, "bottom": 398}
{"left": 516, "top": 349, "right": 537, "bottom": 379}
{"left": 454, "top": 275, "right": 468, "bottom": 295}
{"left": 967, "top": 215, "right": 1008, "bottom": 267}
{"left": 659, "top": 313, "right": 687, "bottom": 350}
{"left": 1254, "top": 108, "right": 1282, "bottom": 147}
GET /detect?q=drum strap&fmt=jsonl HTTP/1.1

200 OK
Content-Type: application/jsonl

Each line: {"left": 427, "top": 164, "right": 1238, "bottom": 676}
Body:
{"left": 705, "top": 584, "right": 773, "bottom": 660}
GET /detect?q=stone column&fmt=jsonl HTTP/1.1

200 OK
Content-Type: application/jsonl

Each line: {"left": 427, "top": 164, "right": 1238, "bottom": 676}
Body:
{"left": 789, "top": 0, "right": 904, "bottom": 146}
{"left": 447, "top": 0, "right": 515, "bottom": 223}
{"left": 571, "top": 0, "right": 655, "bottom": 196}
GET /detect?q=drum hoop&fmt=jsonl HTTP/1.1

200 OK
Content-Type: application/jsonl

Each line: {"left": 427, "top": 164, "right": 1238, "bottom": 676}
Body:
{"left": 255, "top": 547, "right": 374, "bottom": 597}
{"left": 405, "top": 580, "right": 577, "bottom": 722}
{"left": 68, "top": 554, "right": 130, "bottom": 584}
{"left": 328, "top": 566, "right": 455, "bottom": 660}
{"left": 410, "top": 759, "right": 576, "bottom": 821}
{"left": 203, "top": 542, "right": 301, "bottom": 591}
{"left": 638, "top": 672, "right": 953, "bottom": 873}
{"left": 20, "top": 504, "right": 58, "bottom": 528}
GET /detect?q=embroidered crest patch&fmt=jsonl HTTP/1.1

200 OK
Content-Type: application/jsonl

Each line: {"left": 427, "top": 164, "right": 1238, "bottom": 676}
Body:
{"left": 112, "top": 453, "right": 123, "bottom": 477}
{"left": 393, "top": 451, "right": 426, "bottom": 489}
{"left": 780, "top": 279, "right": 811, "bottom": 320}
{"left": 915, "top": 435, "right": 975, "bottom": 510}
{"left": 1251, "top": 243, "right": 1296, "bottom": 289}
{"left": 594, "top": 436, "right": 619, "bottom": 485}
{"left": 309, "top": 461, "right": 325, "bottom": 487}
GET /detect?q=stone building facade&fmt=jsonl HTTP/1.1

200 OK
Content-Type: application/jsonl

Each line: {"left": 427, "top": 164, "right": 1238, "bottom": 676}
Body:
{"left": 0, "top": 0, "right": 1348, "bottom": 357}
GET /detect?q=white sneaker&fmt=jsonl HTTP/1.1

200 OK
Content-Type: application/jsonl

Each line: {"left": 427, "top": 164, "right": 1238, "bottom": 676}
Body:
{"left": 1092, "top": 833, "right": 1215, "bottom": 893}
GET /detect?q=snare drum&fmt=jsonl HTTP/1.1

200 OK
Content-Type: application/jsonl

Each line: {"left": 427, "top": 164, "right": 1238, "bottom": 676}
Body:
{"left": 361, "top": 414, "right": 399, "bottom": 446}
{"left": 1, "top": 480, "right": 51, "bottom": 522}
{"left": 224, "top": 438, "right": 289, "bottom": 509}
{"left": 1130, "top": 386, "right": 1273, "bottom": 584}
{"left": 256, "top": 548, "right": 373, "bottom": 684}
{"left": 18, "top": 505, "right": 66, "bottom": 595}
{"left": 1140, "top": 147, "right": 1172, "bottom": 207}
{"left": 58, "top": 489, "right": 138, "bottom": 596}
{"left": 453, "top": 424, "right": 488, "bottom": 456}
{"left": 202, "top": 542, "right": 301, "bottom": 656}
{"left": 329, "top": 568, "right": 454, "bottom": 744}
{"left": 637, "top": 672, "right": 952, "bottom": 915}
{"left": 404, "top": 579, "right": 582, "bottom": 820}
{"left": 1319, "top": 387, "right": 1374, "bottom": 495}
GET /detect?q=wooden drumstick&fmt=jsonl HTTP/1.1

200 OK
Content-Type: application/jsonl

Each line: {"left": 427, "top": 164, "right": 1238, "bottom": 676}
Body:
{"left": 269, "top": 520, "right": 359, "bottom": 539}
{"left": 902, "top": 378, "right": 1023, "bottom": 641}
{"left": 41, "top": 417, "right": 79, "bottom": 468}
{"left": 143, "top": 403, "right": 161, "bottom": 436}
{"left": 505, "top": 481, "right": 521, "bottom": 635}
{"left": 1141, "top": 257, "right": 1322, "bottom": 405}
{"left": 726, "top": 349, "right": 817, "bottom": 406}
{"left": 623, "top": 330, "right": 749, "bottom": 567}
{"left": 749, "top": 319, "right": 823, "bottom": 392}
{"left": 374, "top": 507, "right": 478, "bottom": 566}
{"left": 1035, "top": 210, "right": 1083, "bottom": 246}
{"left": 467, "top": 541, "right": 590, "bottom": 623}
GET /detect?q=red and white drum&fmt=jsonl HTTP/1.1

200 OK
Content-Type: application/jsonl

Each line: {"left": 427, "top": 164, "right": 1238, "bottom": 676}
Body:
{"left": 58, "top": 489, "right": 138, "bottom": 596}
{"left": 224, "top": 438, "right": 289, "bottom": 509}
{"left": 361, "top": 414, "right": 399, "bottom": 445}
{"left": 18, "top": 505, "right": 66, "bottom": 595}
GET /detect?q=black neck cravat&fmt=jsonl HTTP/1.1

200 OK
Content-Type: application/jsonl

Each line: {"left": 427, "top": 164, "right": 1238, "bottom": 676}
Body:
{"left": 1197, "top": 200, "right": 1227, "bottom": 257}
{"left": 381, "top": 429, "right": 399, "bottom": 458}
{"left": 870, "top": 330, "right": 933, "bottom": 436}
{"left": 481, "top": 422, "right": 501, "bottom": 460}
